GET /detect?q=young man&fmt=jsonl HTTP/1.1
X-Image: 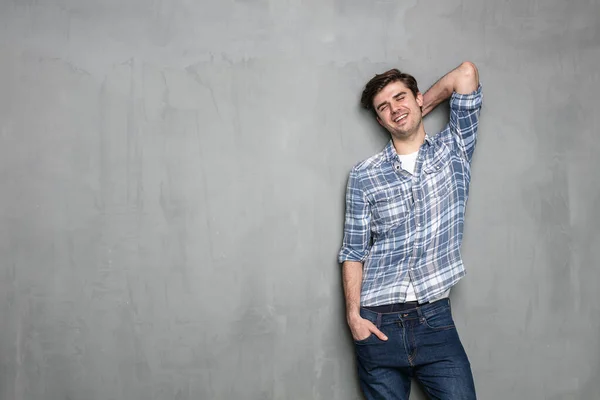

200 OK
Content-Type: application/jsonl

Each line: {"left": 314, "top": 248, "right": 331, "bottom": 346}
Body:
{"left": 338, "top": 62, "right": 482, "bottom": 399}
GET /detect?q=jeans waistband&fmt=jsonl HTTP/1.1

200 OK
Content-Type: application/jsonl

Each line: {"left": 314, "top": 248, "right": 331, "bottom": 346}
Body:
{"left": 363, "top": 299, "right": 443, "bottom": 314}
{"left": 359, "top": 299, "right": 450, "bottom": 328}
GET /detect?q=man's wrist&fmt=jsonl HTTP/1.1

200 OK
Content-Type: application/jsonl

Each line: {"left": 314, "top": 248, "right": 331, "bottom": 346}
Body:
{"left": 346, "top": 308, "right": 362, "bottom": 324}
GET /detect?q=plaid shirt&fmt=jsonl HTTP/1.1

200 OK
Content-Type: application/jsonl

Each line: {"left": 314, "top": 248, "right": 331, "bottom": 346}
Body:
{"left": 338, "top": 85, "right": 483, "bottom": 306}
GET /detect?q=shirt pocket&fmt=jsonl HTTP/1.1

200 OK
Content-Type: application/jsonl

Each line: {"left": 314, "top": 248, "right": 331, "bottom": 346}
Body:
{"left": 371, "top": 187, "right": 410, "bottom": 234}
{"left": 423, "top": 144, "right": 452, "bottom": 201}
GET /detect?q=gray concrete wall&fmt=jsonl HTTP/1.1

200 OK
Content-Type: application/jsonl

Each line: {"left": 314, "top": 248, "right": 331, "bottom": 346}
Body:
{"left": 0, "top": 0, "right": 599, "bottom": 399}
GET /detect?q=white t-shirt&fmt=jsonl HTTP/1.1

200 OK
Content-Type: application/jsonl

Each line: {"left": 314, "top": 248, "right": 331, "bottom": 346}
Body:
{"left": 397, "top": 151, "right": 449, "bottom": 303}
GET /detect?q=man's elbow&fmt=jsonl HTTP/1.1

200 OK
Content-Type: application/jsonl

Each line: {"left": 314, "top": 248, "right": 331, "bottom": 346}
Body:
{"left": 456, "top": 61, "right": 479, "bottom": 93}
{"left": 459, "top": 61, "right": 478, "bottom": 76}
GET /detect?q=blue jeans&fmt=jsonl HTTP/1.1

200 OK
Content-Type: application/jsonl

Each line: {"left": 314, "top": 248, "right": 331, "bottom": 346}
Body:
{"left": 353, "top": 299, "right": 476, "bottom": 400}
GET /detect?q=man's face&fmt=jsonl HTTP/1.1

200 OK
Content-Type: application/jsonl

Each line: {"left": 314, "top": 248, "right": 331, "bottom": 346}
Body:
{"left": 373, "top": 80, "right": 424, "bottom": 139}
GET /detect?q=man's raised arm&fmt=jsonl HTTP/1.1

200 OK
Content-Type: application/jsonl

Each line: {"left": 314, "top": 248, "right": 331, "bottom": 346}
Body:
{"left": 421, "top": 61, "right": 479, "bottom": 117}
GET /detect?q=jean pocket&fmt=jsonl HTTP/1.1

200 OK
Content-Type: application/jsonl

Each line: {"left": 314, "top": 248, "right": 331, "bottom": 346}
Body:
{"left": 422, "top": 304, "right": 455, "bottom": 330}
{"left": 354, "top": 332, "right": 389, "bottom": 347}
{"left": 353, "top": 333, "right": 376, "bottom": 345}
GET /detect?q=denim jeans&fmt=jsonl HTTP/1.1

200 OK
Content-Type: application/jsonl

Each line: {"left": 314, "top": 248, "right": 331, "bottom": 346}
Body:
{"left": 353, "top": 299, "right": 476, "bottom": 400}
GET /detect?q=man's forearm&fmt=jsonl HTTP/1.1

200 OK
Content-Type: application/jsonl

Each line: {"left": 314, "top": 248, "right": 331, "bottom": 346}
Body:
{"left": 342, "top": 261, "right": 363, "bottom": 321}
{"left": 422, "top": 61, "right": 479, "bottom": 117}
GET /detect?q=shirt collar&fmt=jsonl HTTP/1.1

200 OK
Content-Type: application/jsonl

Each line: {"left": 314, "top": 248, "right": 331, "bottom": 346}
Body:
{"left": 384, "top": 134, "right": 434, "bottom": 161}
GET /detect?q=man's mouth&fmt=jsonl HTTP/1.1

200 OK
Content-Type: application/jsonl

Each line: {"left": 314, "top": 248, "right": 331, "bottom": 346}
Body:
{"left": 393, "top": 113, "right": 408, "bottom": 123}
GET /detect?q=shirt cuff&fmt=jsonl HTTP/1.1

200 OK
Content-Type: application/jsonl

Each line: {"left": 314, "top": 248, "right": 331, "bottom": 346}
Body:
{"left": 338, "top": 248, "right": 369, "bottom": 264}
{"left": 450, "top": 84, "right": 482, "bottom": 111}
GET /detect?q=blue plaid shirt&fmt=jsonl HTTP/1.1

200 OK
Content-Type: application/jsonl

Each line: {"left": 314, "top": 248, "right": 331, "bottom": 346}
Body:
{"left": 338, "top": 85, "right": 483, "bottom": 306}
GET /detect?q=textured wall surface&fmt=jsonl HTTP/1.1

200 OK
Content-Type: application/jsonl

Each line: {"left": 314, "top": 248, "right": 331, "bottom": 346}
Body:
{"left": 1, "top": 1, "right": 599, "bottom": 399}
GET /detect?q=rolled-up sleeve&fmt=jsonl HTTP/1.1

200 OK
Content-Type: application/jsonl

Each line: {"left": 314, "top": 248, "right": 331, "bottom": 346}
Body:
{"left": 338, "top": 167, "right": 371, "bottom": 263}
{"left": 449, "top": 84, "right": 483, "bottom": 163}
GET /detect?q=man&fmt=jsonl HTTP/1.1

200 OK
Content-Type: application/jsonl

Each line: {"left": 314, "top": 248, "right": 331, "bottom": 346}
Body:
{"left": 338, "top": 61, "right": 482, "bottom": 399}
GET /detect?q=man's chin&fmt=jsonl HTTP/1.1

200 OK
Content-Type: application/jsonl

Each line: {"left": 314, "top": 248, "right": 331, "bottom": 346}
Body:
{"left": 392, "top": 130, "right": 411, "bottom": 138}
{"left": 390, "top": 128, "right": 421, "bottom": 141}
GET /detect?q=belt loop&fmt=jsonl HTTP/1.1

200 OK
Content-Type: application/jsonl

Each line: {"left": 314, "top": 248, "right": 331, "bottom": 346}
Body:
{"left": 376, "top": 312, "right": 382, "bottom": 329}
{"left": 416, "top": 306, "right": 423, "bottom": 319}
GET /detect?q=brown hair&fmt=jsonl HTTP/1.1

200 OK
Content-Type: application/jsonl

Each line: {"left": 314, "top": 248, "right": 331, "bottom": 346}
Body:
{"left": 360, "top": 69, "right": 420, "bottom": 116}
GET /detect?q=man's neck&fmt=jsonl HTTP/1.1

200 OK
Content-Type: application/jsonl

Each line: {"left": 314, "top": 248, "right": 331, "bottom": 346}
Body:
{"left": 391, "top": 129, "right": 426, "bottom": 155}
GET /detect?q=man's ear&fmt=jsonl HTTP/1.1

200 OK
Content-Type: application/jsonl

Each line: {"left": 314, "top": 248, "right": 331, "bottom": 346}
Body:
{"left": 416, "top": 92, "right": 424, "bottom": 107}
{"left": 377, "top": 116, "right": 384, "bottom": 127}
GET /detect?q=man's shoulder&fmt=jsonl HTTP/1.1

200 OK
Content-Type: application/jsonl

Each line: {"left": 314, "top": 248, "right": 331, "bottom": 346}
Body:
{"left": 350, "top": 146, "right": 388, "bottom": 175}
